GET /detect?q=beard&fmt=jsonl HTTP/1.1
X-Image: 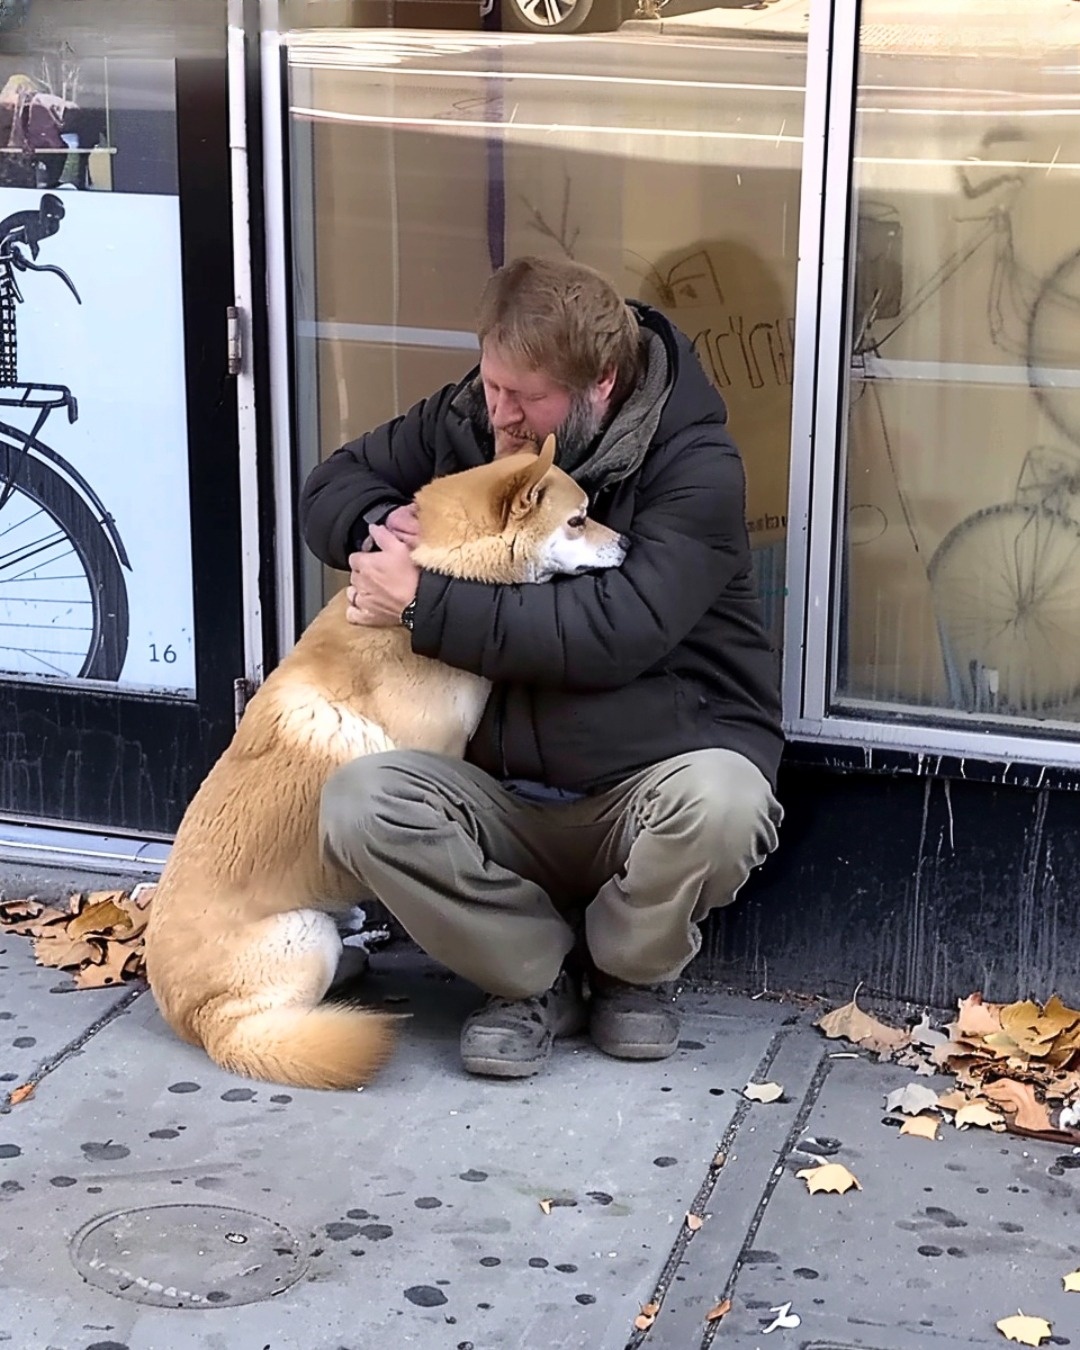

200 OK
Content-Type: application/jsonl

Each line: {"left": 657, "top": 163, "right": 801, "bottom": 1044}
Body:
{"left": 481, "top": 386, "right": 605, "bottom": 471}
{"left": 554, "top": 390, "right": 606, "bottom": 469}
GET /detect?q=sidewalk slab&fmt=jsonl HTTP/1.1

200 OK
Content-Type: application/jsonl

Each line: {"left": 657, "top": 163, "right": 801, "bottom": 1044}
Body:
{"left": 0, "top": 952, "right": 792, "bottom": 1350}
{"left": 0, "top": 926, "right": 136, "bottom": 1104}
{"left": 653, "top": 1053, "right": 1080, "bottom": 1349}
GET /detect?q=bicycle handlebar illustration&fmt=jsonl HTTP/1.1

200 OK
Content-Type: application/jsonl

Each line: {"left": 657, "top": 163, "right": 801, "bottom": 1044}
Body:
{"left": 852, "top": 130, "right": 1080, "bottom": 718}
{"left": 0, "top": 192, "right": 131, "bottom": 683}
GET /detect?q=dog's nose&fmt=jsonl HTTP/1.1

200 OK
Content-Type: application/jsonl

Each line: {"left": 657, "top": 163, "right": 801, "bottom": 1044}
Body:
{"left": 617, "top": 534, "right": 631, "bottom": 551}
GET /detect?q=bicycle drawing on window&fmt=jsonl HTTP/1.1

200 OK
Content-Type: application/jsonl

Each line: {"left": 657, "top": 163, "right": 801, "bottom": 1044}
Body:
{"left": 0, "top": 191, "right": 131, "bottom": 682}
{"left": 850, "top": 125, "right": 1080, "bottom": 717}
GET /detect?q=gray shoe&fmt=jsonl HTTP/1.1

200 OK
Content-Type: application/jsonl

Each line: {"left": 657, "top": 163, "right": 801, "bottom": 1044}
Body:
{"left": 460, "top": 971, "right": 587, "bottom": 1078}
{"left": 589, "top": 976, "right": 680, "bottom": 1060}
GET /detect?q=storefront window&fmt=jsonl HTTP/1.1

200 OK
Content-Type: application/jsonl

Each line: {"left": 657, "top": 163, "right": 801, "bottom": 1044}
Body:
{"left": 281, "top": 9, "right": 806, "bottom": 647}
{"left": 836, "top": 8, "right": 1080, "bottom": 731}
{"left": 0, "top": 0, "right": 222, "bottom": 696}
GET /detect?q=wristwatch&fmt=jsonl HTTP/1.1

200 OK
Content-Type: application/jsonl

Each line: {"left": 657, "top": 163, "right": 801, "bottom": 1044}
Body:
{"left": 400, "top": 599, "right": 417, "bottom": 632}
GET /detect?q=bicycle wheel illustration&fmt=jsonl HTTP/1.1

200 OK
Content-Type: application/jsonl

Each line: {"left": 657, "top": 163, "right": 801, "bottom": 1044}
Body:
{"left": 0, "top": 425, "right": 129, "bottom": 681}
{"left": 929, "top": 502, "right": 1080, "bottom": 713}
{"left": 1027, "top": 244, "right": 1080, "bottom": 451}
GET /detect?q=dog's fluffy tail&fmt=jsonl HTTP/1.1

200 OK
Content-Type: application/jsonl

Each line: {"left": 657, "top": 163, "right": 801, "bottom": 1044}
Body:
{"left": 202, "top": 1004, "right": 396, "bottom": 1091}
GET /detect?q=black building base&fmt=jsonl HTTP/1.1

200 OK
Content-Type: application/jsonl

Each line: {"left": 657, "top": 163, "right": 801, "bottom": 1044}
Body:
{"left": 699, "top": 759, "right": 1079, "bottom": 1011}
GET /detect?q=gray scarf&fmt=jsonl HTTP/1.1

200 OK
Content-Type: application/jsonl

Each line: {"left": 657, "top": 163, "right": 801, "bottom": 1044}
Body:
{"left": 560, "top": 328, "right": 671, "bottom": 493}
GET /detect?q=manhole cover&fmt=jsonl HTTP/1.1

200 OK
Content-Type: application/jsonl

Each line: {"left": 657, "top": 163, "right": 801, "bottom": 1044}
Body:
{"left": 70, "top": 1203, "right": 307, "bottom": 1309}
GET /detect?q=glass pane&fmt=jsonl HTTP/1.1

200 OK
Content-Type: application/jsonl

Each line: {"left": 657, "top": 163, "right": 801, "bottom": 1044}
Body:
{"left": 284, "top": 18, "right": 806, "bottom": 649}
{"left": 0, "top": 0, "right": 223, "bottom": 695}
{"left": 836, "top": 9, "right": 1080, "bottom": 731}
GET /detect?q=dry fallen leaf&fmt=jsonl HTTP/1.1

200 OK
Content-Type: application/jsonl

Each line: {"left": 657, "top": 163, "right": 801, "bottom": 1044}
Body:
{"left": 899, "top": 1114, "right": 940, "bottom": 1140}
{"left": 634, "top": 1302, "right": 660, "bottom": 1330}
{"left": 1000, "top": 996, "right": 1080, "bottom": 1058}
{"left": 953, "top": 992, "right": 1003, "bottom": 1039}
{"left": 996, "top": 1312, "right": 1052, "bottom": 1346}
{"left": 32, "top": 933, "right": 101, "bottom": 969}
{"left": 1, "top": 888, "right": 150, "bottom": 989}
{"left": 706, "top": 1298, "right": 732, "bottom": 1323}
{"left": 67, "top": 894, "right": 132, "bottom": 941}
{"left": 7, "top": 1082, "right": 35, "bottom": 1105}
{"left": 796, "top": 1163, "right": 861, "bottom": 1195}
{"left": 744, "top": 1081, "right": 784, "bottom": 1103}
{"left": 954, "top": 1100, "right": 1006, "bottom": 1131}
{"left": 1062, "top": 1270, "right": 1080, "bottom": 1293}
{"left": 936, "top": 1089, "right": 969, "bottom": 1112}
{"left": 74, "top": 942, "right": 141, "bottom": 988}
{"left": 982, "top": 1079, "right": 1055, "bottom": 1133}
{"left": 816, "top": 992, "right": 910, "bottom": 1052}
{"left": 539, "top": 1199, "right": 552, "bottom": 1215}
{"left": 885, "top": 1082, "right": 941, "bottom": 1116}
{"left": 686, "top": 1212, "right": 704, "bottom": 1231}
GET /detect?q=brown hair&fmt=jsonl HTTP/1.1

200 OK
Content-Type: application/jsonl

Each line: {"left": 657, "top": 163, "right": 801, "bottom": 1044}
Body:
{"left": 476, "top": 256, "right": 643, "bottom": 407}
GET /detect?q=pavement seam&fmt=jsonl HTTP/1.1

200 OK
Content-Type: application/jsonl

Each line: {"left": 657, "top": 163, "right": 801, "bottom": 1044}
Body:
{"left": 698, "top": 1041, "right": 831, "bottom": 1349}
{"left": 1, "top": 985, "right": 144, "bottom": 1113}
{"left": 623, "top": 1019, "right": 819, "bottom": 1350}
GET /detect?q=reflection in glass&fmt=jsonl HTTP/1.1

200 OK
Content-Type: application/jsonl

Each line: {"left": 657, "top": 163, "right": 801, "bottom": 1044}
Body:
{"left": 837, "top": 11, "right": 1080, "bottom": 728}
{"left": 285, "top": 27, "right": 805, "bottom": 645}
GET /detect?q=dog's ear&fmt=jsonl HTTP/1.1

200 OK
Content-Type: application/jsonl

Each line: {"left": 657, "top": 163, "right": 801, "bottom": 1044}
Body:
{"left": 500, "top": 435, "right": 557, "bottom": 524}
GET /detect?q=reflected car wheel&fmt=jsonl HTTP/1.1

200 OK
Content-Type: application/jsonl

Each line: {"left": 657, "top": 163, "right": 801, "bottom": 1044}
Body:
{"left": 500, "top": 0, "right": 624, "bottom": 33}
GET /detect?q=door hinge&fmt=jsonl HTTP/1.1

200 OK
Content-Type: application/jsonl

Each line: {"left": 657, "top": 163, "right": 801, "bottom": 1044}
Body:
{"left": 226, "top": 305, "right": 243, "bottom": 376}
{"left": 233, "top": 676, "right": 253, "bottom": 728}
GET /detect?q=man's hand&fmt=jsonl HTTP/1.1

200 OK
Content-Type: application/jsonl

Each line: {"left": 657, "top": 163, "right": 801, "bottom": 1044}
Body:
{"left": 346, "top": 524, "right": 420, "bottom": 628}
{"left": 383, "top": 504, "right": 420, "bottom": 546}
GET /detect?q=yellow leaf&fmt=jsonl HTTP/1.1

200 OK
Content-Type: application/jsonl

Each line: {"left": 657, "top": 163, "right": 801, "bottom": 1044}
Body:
{"left": 634, "top": 1308, "right": 657, "bottom": 1331}
{"left": 953, "top": 993, "right": 1003, "bottom": 1038}
{"left": 955, "top": 1100, "right": 1006, "bottom": 1131}
{"left": 7, "top": 1082, "right": 35, "bottom": 1105}
{"left": 1062, "top": 1270, "right": 1080, "bottom": 1293}
{"left": 996, "top": 1312, "right": 1052, "bottom": 1345}
{"left": 67, "top": 896, "right": 132, "bottom": 941}
{"left": 899, "top": 1114, "right": 940, "bottom": 1140}
{"left": 796, "top": 1163, "right": 861, "bottom": 1195}
{"left": 686, "top": 1212, "right": 704, "bottom": 1231}
{"left": 706, "top": 1298, "right": 732, "bottom": 1322}
{"left": 936, "top": 1089, "right": 969, "bottom": 1112}
{"left": 816, "top": 994, "right": 909, "bottom": 1051}
{"left": 743, "top": 1081, "right": 784, "bottom": 1103}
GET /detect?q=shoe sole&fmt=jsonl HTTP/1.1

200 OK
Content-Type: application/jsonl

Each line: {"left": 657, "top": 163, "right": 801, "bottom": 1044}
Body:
{"left": 591, "top": 1038, "right": 678, "bottom": 1061}
{"left": 461, "top": 1054, "right": 547, "bottom": 1079}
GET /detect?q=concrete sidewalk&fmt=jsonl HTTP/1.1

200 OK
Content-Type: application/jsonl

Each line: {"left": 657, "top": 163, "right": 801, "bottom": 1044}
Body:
{"left": 2, "top": 925, "right": 1078, "bottom": 1350}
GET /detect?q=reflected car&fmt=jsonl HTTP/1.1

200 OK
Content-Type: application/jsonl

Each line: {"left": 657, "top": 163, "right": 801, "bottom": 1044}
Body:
{"left": 488, "top": 0, "right": 641, "bottom": 34}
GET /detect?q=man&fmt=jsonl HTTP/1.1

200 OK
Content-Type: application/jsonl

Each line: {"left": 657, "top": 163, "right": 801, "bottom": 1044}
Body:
{"left": 300, "top": 255, "right": 783, "bottom": 1079}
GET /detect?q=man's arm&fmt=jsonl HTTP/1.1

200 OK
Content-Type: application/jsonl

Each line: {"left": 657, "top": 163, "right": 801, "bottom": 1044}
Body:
{"left": 411, "top": 434, "right": 750, "bottom": 691}
{"left": 299, "top": 387, "right": 453, "bottom": 570}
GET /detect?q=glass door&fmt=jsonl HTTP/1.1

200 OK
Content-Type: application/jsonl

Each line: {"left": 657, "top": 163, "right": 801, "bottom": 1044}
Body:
{"left": 0, "top": 0, "right": 246, "bottom": 834}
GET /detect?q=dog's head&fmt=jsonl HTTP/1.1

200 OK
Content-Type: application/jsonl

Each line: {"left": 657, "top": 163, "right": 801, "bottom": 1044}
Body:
{"left": 412, "top": 435, "right": 629, "bottom": 584}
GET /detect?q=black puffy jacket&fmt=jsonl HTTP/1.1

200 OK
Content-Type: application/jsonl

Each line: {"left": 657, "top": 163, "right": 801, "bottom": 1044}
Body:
{"left": 299, "top": 304, "right": 784, "bottom": 793}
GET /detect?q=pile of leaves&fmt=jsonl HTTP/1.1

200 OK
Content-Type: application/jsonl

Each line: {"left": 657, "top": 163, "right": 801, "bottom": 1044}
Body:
{"left": 817, "top": 988, "right": 1080, "bottom": 1146}
{"left": 0, "top": 887, "right": 155, "bottom": 988}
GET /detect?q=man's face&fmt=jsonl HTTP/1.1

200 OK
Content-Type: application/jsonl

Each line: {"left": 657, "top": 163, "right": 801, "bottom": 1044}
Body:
{"left": 479, "top": 344, "right": 614, "bottom": 459}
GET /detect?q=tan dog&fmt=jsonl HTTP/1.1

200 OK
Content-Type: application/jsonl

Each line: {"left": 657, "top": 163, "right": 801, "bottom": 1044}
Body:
{"left": 144, "top": 438, "right": 628, "bottom": 1090}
